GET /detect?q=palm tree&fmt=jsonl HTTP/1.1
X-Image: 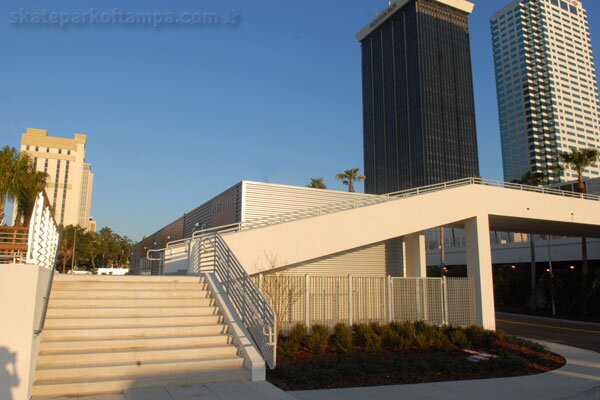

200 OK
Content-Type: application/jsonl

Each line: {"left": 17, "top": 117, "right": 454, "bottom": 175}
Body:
{"left": 518, "top": 171, "right": 545, "bottom": 187}
{"left": 560, "top": 148, "right": 599, "bottom": 194}
{"left": 12, "top": 152, "right": 48, "bottom": 226}
{"left": 560, "top": 147, "right": 599, "bottom": 279}
{"left": 307, "top": 178, "right": 327, "bottom": 189}
{"left": 335, "top": 168, "right": 365, "bottom": 193}
{"left": 0, "top": 146, "right": 19, "bottom": 225}
{"left": 515, "top": 170, "right": 545, "bottom": 311}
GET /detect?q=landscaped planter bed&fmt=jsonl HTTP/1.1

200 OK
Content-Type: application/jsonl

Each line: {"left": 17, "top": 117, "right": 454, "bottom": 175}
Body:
{"left": 267, "top": 322, "right": 565, "bottom": 391}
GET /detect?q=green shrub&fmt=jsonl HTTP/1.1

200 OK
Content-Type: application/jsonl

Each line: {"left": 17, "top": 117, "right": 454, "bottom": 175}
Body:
{"left": 392, "top": 321, "right": 417, "bottom": 347}
{"left": 505, "top": 335, "right": 547, "bottom": 353}
{"left": 353, "top": 324, "right": 382, "bottom": 352}
{"left": 279, "top": 335, "right": 300, "bottom": 357}
{"left": 369, "top": 322, "right": 383, "bottom": 335}
{"left": 465, "top": 325, "right": 497, "bottom": 348}
{"left": 414, "top": 332, "right": 432, "bottom": 350}
{"left": 288, "top": 324, "right": 308, "bottom": 345}
{"left": 278, "top": 324, "right": 307, "bottom": 357}
{"left": 495, "top": 329, "right": 507, "bottom": 342}
{"left": 308, "top": 325, "right": 330, "bottom": 354}
{"left": 381, "top": 325, "right": 409, "bottom": 351}
{"left": 332, "top": 323, "right": 354, "bottom": 354}
{"left": 448, "top": 327, "right": 470, "bottom": 349}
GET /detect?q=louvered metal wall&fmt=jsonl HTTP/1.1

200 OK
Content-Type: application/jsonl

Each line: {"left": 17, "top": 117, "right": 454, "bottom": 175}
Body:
{"left": 241, "top": 181, "right": 381, "bottom": 221}
{"left": 262, "top": 238, "right": 404, "bottom": 277}
{"left": 183, "top": 183, "right": 242, "bottom": 238}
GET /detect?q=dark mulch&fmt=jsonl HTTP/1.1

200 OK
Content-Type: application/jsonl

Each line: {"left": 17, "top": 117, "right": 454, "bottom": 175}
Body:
{"left": 267, "top": 341, "right": 565, "bottom": 391}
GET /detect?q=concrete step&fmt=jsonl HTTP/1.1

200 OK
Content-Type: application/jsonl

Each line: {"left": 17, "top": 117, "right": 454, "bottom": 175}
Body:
{"left": 48, "top": 297, "right": 214, "bottom": 309}
{"left": 52, "top": 281, "right": 205, "bottom": 291}
{"left": 45, "top": 315, "right": 223, "bottom": 329}
{"left": 50, "top": 289, "right": 210, "bottom": 300}
{"left": 35, "top": 355, "right": 244, "bottom": 381}
{"left": 54, "top": 275, "right": 205, "bottom": 283}
{"left": 46, "top": 305, "right": 219, "bottom": 318}
{"left": 37, "top": 345, "right": 239, "bottom": 368}
{"left": 40, "top": 334, "right": 233, "bottom": 354}
{"left": 43, "top": 324, "right": 229, "bottom": 341}
{"left": 32, "top": 367, "right": 251, "bottom": 398}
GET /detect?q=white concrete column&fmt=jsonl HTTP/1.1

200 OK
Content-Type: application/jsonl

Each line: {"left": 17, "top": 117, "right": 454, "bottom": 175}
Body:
{"left": 404, "top": 232, "right": 427, "bottom": 277}
{"left": 465, "top": 215, "right": 496, "bottom": 330}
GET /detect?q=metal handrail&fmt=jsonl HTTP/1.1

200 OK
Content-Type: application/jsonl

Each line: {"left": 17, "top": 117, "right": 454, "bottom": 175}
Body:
{"left": 237, "top": 177, "right": 600, "bottom": 231}
{"left": 211, "top": 233, "right": 277, "bottom": 369}
{"left": 191, "top": 223, "right": 242, "bottom": 240}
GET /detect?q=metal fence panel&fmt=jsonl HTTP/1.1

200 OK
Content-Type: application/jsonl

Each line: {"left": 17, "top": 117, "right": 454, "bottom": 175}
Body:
{"left": 445, "top": 277, "right": 477, "bottom": 326}
{"left": 258, "top": 275, "right": 477, "bottom": 332}
{"left": 391, "top": 278, "right": 421, "bottom": 322}
{"left": 310, "top": 276, "right": 350, "bottom": 327}
{"left": 352, "top": 276, "right": 388, "bottom": 325}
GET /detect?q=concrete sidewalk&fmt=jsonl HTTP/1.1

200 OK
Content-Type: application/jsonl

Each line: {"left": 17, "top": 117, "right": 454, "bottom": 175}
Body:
{"left": 50, "top": 381, "right": 297, "bottom": 400}
{"left": 290, "top": 342, "right": 600, "bottom": 400}
{"left": 55, "top": 341, "right": 600, "bottom": 400}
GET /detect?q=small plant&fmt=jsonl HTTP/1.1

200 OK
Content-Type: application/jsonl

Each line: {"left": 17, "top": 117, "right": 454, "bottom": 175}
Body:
{"left": 308, "top": 325, "right": 330, "bottom": 354}
{"left": 353, "top": 324, "right": 381, "bottom": 352}
{"left": 369, "top": 322, "right": 383, "bottom": 335}
{"left": 381, "top": 325, "right": 409, "bottom": 351}
{"left": 466, "top": 325, "right": 497, "bottom": 348}
{"left": 447, "top": 327, "right": 470, "bottom": 349}
{"left": 288, "top": 324, "right": 308, "bottom": 345}
{"left": 279, "top": 324, "right": 307, "bottom": 357}
{"left": 392, "top": 321, "right": 417, "bottom": 347}
{"left": 332, "top": 323, "right": 354, "bottom": 354}
{"left": 505, "top": 335, "right": 548, "bottom": 353}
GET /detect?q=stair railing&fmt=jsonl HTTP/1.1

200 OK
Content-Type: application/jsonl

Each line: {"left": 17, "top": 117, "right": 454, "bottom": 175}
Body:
{"left": 209, "top": 233, "right": 277, "bottom": 369}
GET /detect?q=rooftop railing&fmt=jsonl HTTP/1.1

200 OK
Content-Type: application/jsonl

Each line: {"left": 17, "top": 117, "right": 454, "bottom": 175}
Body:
{"left": 219, "top": 177, "right": 600, "bottom": 235}
{"left": 0, "top": 226, "right": 29, "bottom": 264}
{"left": 152, "top": 177, "right": 598, "bottom": 254}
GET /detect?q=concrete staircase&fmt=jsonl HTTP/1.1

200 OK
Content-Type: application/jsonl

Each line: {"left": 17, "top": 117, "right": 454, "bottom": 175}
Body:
{"left": 32, "top": 275, "right": 250, "bottom": 398}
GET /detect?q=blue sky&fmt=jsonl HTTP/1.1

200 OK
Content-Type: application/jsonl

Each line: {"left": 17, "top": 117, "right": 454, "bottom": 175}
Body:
{"left": 1, "top": 0, "right": 599, "bottom": 241}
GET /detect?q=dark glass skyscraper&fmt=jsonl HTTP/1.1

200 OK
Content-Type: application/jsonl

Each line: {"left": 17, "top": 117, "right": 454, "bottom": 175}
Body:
{"left": 357, "top": 0, "right": 480, "bottom": 194}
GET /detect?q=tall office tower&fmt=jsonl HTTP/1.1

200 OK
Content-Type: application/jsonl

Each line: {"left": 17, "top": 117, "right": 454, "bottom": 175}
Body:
{"left": 357, "top": 0, "right": 480, "bottom": 194}
{"left": 492, "top": 0, "right": 600, "bottom": 184}
{"left": 17, "top": 128, "right": 95, "bottom": 230}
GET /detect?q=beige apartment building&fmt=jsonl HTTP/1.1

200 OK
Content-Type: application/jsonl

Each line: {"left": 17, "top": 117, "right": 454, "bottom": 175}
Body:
{"left": 492, "top": 0, "right": 600, "bottom": 183}
{"left": 17, "top": 128, "right": 95, "bottom": 231}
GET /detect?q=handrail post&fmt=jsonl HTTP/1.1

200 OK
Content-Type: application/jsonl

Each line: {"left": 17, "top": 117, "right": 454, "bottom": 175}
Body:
{"left": 442, "top": 276, "right": 449, "bottom": 326}
{"left": 387, "top": 275, "right": 393, "bottom": 323}
{"left": 348, "top": 275, "right": 353, "bottom": 326}
{"left": 305, "top": 274, "right": 311, "bottom": 330}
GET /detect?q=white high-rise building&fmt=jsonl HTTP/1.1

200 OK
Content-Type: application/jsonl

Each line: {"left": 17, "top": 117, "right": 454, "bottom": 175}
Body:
{"left": 17, "top": 128, "right": 95, "bottom": 230}
{"left": 491, "top": 0, "right": 600, "bottom": 183}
